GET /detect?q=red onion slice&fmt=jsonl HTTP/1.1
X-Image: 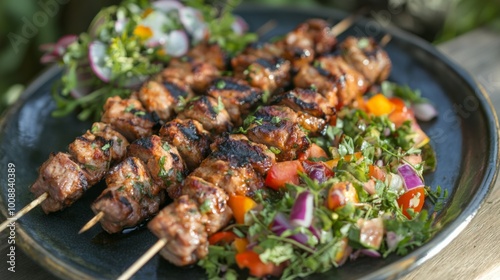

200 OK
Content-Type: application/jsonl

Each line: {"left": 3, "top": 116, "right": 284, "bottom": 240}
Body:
{"left": 152, "top": 0, "right": 184, "bottom": 12}
{"left": 397, "top": 164, "right": 424, "bottom": 191}
{"left": 290, "top": 191, "right": 314, "bottom": 228}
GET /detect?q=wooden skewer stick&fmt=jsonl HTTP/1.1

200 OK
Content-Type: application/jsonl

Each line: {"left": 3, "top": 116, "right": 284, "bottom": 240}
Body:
{"left": 78, "top": 211, "right": 105, "bottom": 234}
{"left": 256, "top": 19, "right": 277, "bottom": 37}
{"left": 380, "top": 33, "right": 392, "bottom": 47}
{"left": 117, "top": 238, "right": 168, "bottom": 280}
{"left": 0, "top": 192, "right": 48, "bottom": 232}
{"left": 330, "top": 8, "right": 367, "bottom": 37}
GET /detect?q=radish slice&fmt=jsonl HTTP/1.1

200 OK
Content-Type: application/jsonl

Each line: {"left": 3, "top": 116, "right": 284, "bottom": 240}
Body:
{"left": 163, "top": 30, "right": 189, "bottom": 57}
{"left": 114, "top": 19, "right": 128, "bottom": 34}
{"left": 55, "top": 35, "right": 78, "bottom": 56}
{"left": 413, "top": 102, "right": 438, "bottom": 121}
{"left": 152, "top": 0, "right": 184, "bottom": 12}
{"left": 397, "top": 164, "right": 424, "bottom": 191}
{"left": 88, "top": 41, "right": 111, "bottom": 83}
{"left": 290, "top": 191, "right": 314, "bottom": 228}
{"left": 232, "top": 15, "right": 249, "bottom": 35}
{"left": 179, "top": 7, "right": 204, "bottom": 34}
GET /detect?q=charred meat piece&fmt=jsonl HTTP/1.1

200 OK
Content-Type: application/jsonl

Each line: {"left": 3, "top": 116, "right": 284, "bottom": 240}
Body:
{"left": 272, "top": 88, "right": 336, "bottom": 134}
{"left": 90, "top": 122, "right": 129, "bottom": 163}
{"left": 181, "top": 176, "right": 232, "bottom": 235}
{"left": 136, "top": 80, "right": 193, "bottom": 121}
{"left": 148, "top": 195, "right": 208, "bottom": 266}
{"left": 206, "top": 78, "right": 262, "bottom": 126}
{"left": 101, "top": 96, "right": 159, "bottom": 141}
{"left": 232, "top": 55, "right": 291, "bottom": 94}
{"left": 190, "top": 158, "right": 264, "bottom": 197}
{"left": 340, "top": 36, "right": 391, "bottom": 84}
{"left": 293, "top": 56, "right": 368, "bottom": 108}
{"left": 127, "top": 135, "right": 187, "bottom": 199}
{"left": 68, "top": 131, "right": 112, "bottom": 185}
{"left": 282, "top": 19, "right": 337, "bottom": 68}
{"left": 92, "top": 157, "right": 165, "bottom": 234}
{"left": 186, "top": 42, "right": 227, "bottom": 71}
{"left": 160, "top": 60, "right": 220, "bottom": 93}
{"left": 177, "top": 96, "right": 232, "bottom": 135}
{"left": 159, "top": 119, "right": 211, "bottom": 171}
{"left": 244, "top": 106, "right": 311, "bottom": 161}
{"left": 210, "top": 134, "right": 276, "bottom": 176}
{"left": 30, "top": 152, "right": 89, "bottom": 213}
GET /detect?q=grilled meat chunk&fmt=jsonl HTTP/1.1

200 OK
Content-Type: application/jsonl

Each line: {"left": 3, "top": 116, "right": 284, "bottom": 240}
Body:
{"left": 159, "top": 119, "right": 211, "bottom": 171}
{"left": 340, "top": 36, "right": 391, "bottom": 84}
{"left": 127, "top": 135, "right": 187, "bottom": 199}
{"left": 30, "top": 152, "right": 89, "bottom": 213}
{"left": 148, "top": 195, "right": 208, "bottom": 266}
{"left": 272, "top": 88, "right": 336, "bottom": 134}
{"left": 244, "top": 106, "right": 310, "bottom": 161}
{"left": 206, "top": 78, "right": 262, "bottom": 126}
{"left": 182, "top": 176, "right": 232, "bottom": 235}
{"left": 190, "top": 158, "right": 264, "bottom": 197}
{"left": 232, "top": 55, "right": 291, "bottom": 94}
{"left": 160, "top": 60, "right": 220, "bottom": 93}
{"left": 136, "top": 80, "right": 192, "bottom": 121}
{"left": 90, "top": 122, "right": 129, "bottom": 163}
{"left": 282, "top": 19, "right": 337, "bottom": 68}
{"left": 293, "top": 56, "right": 368, "bottom": 107}
{"left": 177, "top": 96, "right": 232, "bottom": 135}
{"left": 101, "top": 96, "right": 158, "bottom": 141}
{"left": 186, "top": 42, "right": 227, "bottom": 70}
{"left": 68, "top": 132, "right": 112, "bottom": 185}
{"left": 92, "top": 157, "right": 165, "bottom": 234}
{"left": 210, "top": 134, "right": 276, "bottom": 175}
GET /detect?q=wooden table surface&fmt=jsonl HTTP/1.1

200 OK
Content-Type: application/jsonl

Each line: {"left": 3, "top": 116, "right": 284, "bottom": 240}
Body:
{"left": 1, "top": 27, "right": 499, "bottom": 280}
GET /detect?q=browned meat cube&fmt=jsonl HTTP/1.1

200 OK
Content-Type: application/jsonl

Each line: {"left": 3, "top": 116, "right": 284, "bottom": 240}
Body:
{"left": 127, "top": 135, "right": 187, "bottom": 199}
{"left": 186, "top": 42, "right": 227, "bottom": 71}
{"left": 160, "top": 60, "right": 220, "bottom": 93}
{"left": 30, "top": 152, "right": 89, "bottom": 213}
{"left": 232, "top": 56, "right": 291, "bottom": 94}
{"left": 92, "top": 157, "right": 165, "bottom": 234}
{"left": 148, "top": 196, "right": 208, "bottom": 266}
{"left": 293, "top": 64, "right": 340, "bottom": 108}
{"left": 341, "top": 36, "right": 392, "bottom": 84}
{"left": 101, "top": 96, "right": 158, "bottom": 141}
{"left": 159, "top": 119, "right": 211, "bottom": 171}
{"left": 90, "top": 122, "right": 129, "bottom": 163}
{"left": 182, "top": 176, "right": 232, "bottom": 235}
{"left": 136, "top": 80, "right": 192, "bottom": 121}
{"left": 206, "top": 77, "right": 262, "bottom": 126}
{"left": 68, "top": 131, "right": 112, "bottom": 185}
{"left": 190, "top": 158, "right": 264, "bottom": 197}
{"left": 245, "top": 106, "right": 311, "bottom": 161}
{"left": 177, "top": 96, "right": 232, "bottom": 135}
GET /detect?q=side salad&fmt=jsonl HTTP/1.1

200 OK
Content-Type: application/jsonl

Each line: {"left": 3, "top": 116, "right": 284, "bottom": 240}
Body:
{"left": 199, "top": 84, "right": 444, "bottom": 279}
{"left": 41, "top": 0, "right": 256, "bottom": 121}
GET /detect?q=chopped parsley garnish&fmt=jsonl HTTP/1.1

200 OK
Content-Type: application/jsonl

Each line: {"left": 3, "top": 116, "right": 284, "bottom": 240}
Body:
{"left": 213, "top": 96, "right": 225, "bottom": 114}
{"left": 101, "top": 143, "right": 111, "bottom": 151}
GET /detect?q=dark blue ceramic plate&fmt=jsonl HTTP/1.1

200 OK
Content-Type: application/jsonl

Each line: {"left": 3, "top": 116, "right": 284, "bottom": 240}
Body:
{"left": 0, "top": 6, "right": 498, "bottom": 280}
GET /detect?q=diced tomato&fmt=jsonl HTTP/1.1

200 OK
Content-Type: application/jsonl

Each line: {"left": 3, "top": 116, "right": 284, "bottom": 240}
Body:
{"left": 302, "top": 160, "right": 334, "bottom": 183}
{"left": 235, "top": 251, "right": 283, "bottom": 278}
{"left": 388, "top": 98, "right": 430, "bottom": 148}
{"left": 298, "top": 143, "right": 328, "bottom": 160}
{"left": 365, "top": 94, "right": 395, "bottom": 116}
{"left": 228, "top": 195, "right": 257, "bottom": 224}
{"left": 397, "top": 187, "right": 426, "bottom": 219}
{"left": 326, "top": 182, "right": 359, "bottom": 210}
{"left": 265, "top": 160, "right": 304, "bottom": 190}
{"left": 208, "top": 231, "right": 237, "bottom": 245}
{"left": 369, "top": 164, "right": 386, "bottom": 181}
{"left": 324, "top": 152, "right": 363, "bottom": 169}
{"left": 233, "top": 238, "right": 249, "bottom": 253}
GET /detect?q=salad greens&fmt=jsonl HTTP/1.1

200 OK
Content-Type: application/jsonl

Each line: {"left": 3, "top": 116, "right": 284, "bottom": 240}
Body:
{"left": 43, "top": 0, "right": 256, "bottom": 121}
{"left": 199, "top": 105, "right": 446, "bottom": 279}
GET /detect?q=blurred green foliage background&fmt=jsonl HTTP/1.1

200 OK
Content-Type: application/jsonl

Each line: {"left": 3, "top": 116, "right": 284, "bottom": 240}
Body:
{"left": 1, "top": 0, "right": 499, "bottom": 114}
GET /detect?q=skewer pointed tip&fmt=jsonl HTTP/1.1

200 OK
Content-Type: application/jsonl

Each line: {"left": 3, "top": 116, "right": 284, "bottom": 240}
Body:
{"left": 78, "top": 211, "right": 105, "bottom": 234}
{"left": 0, "top": 192, "right": 48, "bottom": 233}
{"left": 117, "top": 238, "right": 168, "bottom": 280}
